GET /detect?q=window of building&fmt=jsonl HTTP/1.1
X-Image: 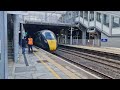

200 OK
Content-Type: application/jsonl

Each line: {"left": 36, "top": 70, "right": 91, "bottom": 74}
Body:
{"left": 96, "top": 12, "right": 101, "bottom": 22}
{"left": 90, "top": 11, "right": 94, "bottom": 21}
{"left": 84, "top": 11, "right": 88, "bottom": 20}
{"left": 112, "top": 15, "right": 120, "bottom": 35}
{"left": 103, "top": 14, "right": 109, "bottom": 27}
{"left": 113, "top": 16, "right": 120, "bottom": 28}
{"left": 80, "top": 11, "right": 83, "bottom": 18}
{"left": 75, "top": 11, "right": 79, "bottom": 17}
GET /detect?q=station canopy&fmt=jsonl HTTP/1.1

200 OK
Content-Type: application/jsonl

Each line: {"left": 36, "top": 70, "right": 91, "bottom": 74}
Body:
{"left": 24, "top": 11, "right": 67, "bottom": 23}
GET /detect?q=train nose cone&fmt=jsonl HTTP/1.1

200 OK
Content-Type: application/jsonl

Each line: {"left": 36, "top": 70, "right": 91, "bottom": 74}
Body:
{"left": 47, "top": 40, "right": 57, "bottom": 51}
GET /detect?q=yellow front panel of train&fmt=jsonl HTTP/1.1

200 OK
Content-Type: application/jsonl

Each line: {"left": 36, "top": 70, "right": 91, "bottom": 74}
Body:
{"left": 47, "top": 40, "right": 57, "bottom": 51}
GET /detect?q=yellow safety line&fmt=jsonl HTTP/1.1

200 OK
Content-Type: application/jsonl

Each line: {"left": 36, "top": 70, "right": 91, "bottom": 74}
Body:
{"left": 34, "top": 52, "right": 61, "bottom": 79}
{"left": 42, "top": 54, "right": 80, "bottom": 79}
{"left": 34, "top": 47, "right": 79, "bottom": 79}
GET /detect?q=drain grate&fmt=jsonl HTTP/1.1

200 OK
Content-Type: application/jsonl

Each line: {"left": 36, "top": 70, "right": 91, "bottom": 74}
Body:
{"left": 33, "top": 50, "right": 38, "bottom": 52}
{"left": 37, "top": 60, "right": 48, "bottom": 63}
{"left": 43, "top": 60, "right": 49, "bottom": 63}
{"left": 37, "top": 61, "right": 41, "bottom": 63}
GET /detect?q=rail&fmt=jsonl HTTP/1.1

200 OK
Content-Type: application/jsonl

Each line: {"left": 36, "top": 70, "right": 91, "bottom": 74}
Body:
{"left": 54, "top": 46, "right": 120, "bottom": 79}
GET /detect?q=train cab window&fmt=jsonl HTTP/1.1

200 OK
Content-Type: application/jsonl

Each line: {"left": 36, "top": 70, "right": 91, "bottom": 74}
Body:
{"left": 43, "top": 32, "right": 55, "bottom": 40}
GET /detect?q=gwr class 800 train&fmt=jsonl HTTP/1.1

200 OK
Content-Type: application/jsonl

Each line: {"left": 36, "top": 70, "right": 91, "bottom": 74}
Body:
{"left": 34, "top": 30, "right": 57, "bottom": 52}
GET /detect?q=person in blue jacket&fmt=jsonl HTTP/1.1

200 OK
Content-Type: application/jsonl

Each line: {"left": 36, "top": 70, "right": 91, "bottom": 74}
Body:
{"left": 22, "top": 37, "right": 26, "bottom": 54}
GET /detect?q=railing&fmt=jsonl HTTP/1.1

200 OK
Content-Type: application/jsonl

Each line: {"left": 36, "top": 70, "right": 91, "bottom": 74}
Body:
{"left": 75, "top": 16, "right": 120, "bottom": 35}
{"left": 58, "top": 39, "right": 101, "bottom": 47}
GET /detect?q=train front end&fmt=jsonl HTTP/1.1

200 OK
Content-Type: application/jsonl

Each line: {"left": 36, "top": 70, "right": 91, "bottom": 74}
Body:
{"left": 47, "top": 40, "right": 57, "bottom": 51}
{"left": 42, "top": 30, "right": 57, "bottom": 52}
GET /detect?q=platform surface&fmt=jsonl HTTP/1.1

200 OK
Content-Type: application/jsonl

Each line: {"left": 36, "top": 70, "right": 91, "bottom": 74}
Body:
{"left": 8, "top": 46, "right": 100, "bottom": 79}
{"left": 59, "top": 44, "right": 120, "bottom": 55}
{"left": 8, "top": 48, "right": 80, "bottom": 79}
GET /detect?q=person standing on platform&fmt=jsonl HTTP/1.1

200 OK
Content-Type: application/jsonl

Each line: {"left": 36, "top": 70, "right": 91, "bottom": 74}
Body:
{"left": 28, "top": 36, "right": 33, "bottom": 53}
{"left": 22, "top": 37, "right": 26, "bottom": 54}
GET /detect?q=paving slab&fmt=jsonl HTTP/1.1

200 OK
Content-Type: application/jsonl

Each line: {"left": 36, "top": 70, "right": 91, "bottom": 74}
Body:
{"left": 15, "top": 66, "right": 36, "bottom": 73}
{"left": 8, "top": 47, "right": 85, "bottom": 79}
{"left": 32, "top": 72, "right": 54, "bottom": 79}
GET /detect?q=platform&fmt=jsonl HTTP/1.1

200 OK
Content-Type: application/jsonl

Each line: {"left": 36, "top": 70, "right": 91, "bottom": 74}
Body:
{"left": 59, "top": 44, "right": 120, "bottom": 55}
{"left": 8, "top": 46, "right": 100, "bottom": 79}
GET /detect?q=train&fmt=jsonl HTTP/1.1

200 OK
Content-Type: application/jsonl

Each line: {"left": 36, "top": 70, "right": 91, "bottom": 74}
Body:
{"left": 34, "top": 30, "right": 57, "bottom": 52}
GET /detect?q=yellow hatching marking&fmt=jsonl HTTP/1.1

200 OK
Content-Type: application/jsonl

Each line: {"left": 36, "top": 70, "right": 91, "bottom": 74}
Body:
{"left": 34, "top": 52, "right": 61, "bottom": 79}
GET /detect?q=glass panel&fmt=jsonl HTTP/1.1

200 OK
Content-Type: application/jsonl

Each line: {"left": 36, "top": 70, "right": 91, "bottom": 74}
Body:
{"left": 69, "top": 12, "right": 72, "bottom": 19}
{"left": 103, "top": 14, "right": 109, "bottom": 27}
{"left": 112, "top": 16, "right": 120, "bottom": 34}
{"left": 75, "top": 11, "right": 79, "bottom": 17}
{"left": 90, "top": 11, "right": 94, "bottom": 21}
{"left": 84, "top": 11, "right": 88, "bottom": 20}
{"left": 96, "top": 12, "right": 101, "bottom": 22}
{"left": 113, "top": 16, "right": 120, "bottom": 28}
{"left": 80, "top": 11, "right": 83, "bottom": 18}
{"left": 102, "top": 14, "right": 109, "bottom": 34}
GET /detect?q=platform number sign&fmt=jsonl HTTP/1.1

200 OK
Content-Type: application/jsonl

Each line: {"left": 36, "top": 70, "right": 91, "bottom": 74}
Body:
{"left": 0, "top": 40, "right": 1, "bottom": 60}
{"left": 101, "top": 39, "right": 108, "bottom": 42}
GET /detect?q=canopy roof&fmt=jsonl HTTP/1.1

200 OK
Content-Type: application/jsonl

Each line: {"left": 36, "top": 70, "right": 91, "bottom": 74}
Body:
{"left": 27, "top": 11, "right": 66, "bottom": 14}
{"left": 24, "top": 11, "right": 67, "bottom": 23}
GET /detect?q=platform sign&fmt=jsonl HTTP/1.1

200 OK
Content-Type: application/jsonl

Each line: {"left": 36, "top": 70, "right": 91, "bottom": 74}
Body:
{"left": 0, "top": 40, "right": 1, "bottom": 60}
{"left": 101, "top": 39, "right": 108, "bottom": 42}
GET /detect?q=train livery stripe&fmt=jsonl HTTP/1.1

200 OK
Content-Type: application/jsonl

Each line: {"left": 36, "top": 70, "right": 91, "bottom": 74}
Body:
{"left": 47, "top": 40, "right": 57, "bottom": 51}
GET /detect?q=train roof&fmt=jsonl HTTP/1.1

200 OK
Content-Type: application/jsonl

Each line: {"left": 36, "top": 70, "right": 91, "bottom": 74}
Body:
{"left": 34, "top": 30, "right": 54, "bottom": 35}
{"left": 36, "top": 30, "right": 52, "bottom": 32}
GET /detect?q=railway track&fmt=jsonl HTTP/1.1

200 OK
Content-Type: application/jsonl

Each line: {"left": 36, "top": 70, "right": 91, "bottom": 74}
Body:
{"left": 58, "top": 45, "right": 120, "bottom": 61}
{"left": 34, "top": 46, "right": 102, "bottom": 79}
{"left": 58, "top": 47, "right": 120, "bottom": 70}
{"left": 54, "top": 47, "right": 120, "bottom": 79}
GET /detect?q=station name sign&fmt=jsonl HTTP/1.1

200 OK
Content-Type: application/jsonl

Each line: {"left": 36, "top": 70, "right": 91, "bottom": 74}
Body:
{"left": 101, "top": 39, "right": 108, "bottom": 42}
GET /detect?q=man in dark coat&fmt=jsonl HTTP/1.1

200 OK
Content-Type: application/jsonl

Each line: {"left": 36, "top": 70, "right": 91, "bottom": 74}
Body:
{"left": 22, "top": 37, "right": 26, "bottom": 54}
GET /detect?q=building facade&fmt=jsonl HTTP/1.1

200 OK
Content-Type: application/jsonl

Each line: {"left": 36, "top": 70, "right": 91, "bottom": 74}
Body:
{"left": 59, "top": 11, "right": 120, "bottom": 48}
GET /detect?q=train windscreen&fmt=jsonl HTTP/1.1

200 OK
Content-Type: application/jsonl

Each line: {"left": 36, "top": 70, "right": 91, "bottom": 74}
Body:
{"left": 43, "top": 32, "right": 56, "bottom": 40}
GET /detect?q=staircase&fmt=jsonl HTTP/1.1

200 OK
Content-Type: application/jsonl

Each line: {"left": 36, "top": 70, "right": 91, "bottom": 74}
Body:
{"left": 8, "top": 41, "right": 14, "bottom": 61}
